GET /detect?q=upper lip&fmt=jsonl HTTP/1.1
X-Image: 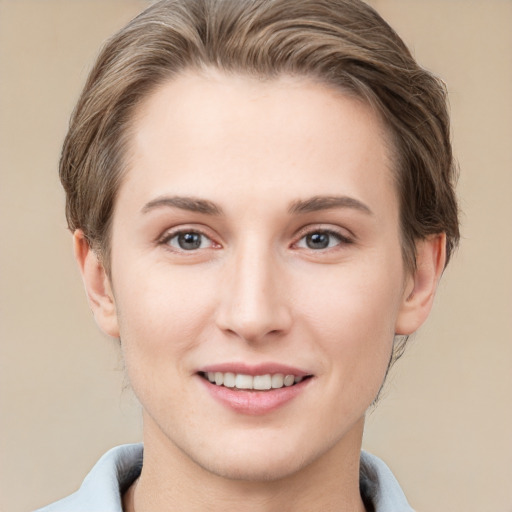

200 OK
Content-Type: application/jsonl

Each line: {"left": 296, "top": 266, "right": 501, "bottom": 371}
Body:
{"left": 198, "top": 362, "right": 311, "bottom": 377}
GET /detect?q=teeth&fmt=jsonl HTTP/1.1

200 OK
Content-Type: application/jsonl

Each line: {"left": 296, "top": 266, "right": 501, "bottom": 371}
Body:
{"left": 235, "top": 374, "right": 253, "bottom": 389}
{"left": 253, "top": 374, "right": 271, "bottom": 390}
{"left": 203, "top": 372, "right": 305, "bottom": 390}
{"left": 223, "top": 372, "right": 236, "bottom": 388}
{"left": 271, "top": 373, "right": 284, "bottom": 388}
{"left": 284, "top": 374, "right": 295, "bottom": 387}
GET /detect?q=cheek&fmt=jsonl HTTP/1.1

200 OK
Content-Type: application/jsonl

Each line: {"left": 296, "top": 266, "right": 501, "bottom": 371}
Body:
{"left": 297, "top": 258, "right": 404, "bottom": 371}
{"left": 112, "top": 264, "right": 219, "bottom": 374}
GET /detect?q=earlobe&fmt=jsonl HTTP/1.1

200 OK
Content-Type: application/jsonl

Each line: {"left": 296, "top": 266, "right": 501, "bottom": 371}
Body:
{"left": 73, "top": 230, "right": 120, "bottom": 338}
{"left": 395, "top": 233, "right": 447, "bottom": 336}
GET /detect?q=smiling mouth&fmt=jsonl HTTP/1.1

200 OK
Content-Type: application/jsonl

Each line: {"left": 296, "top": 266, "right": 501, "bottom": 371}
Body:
{"left": 199, "top": 371, "right": 312, "bottom": 391}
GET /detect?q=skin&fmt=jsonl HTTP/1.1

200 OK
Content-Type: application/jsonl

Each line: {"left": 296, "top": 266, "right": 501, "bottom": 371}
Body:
{"left": 75, "top": 71, "right": 446, "bottom": 512}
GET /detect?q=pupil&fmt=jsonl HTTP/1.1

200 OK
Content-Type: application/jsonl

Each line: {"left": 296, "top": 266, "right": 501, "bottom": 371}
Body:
{"left": 179, "top": 232, "right": 201, "bottom": 250}
{"left": 307, "top": 232, "right": 329, "bottom": 249}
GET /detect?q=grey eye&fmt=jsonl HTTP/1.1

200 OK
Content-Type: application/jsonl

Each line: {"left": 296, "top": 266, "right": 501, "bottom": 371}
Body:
{"left": 297, "top": 231, "right": 343, "bottom": 250}
{"left": 305, "top": 232, "right": 331, "bottom": 249}
{"left": 168, "top": 232, "right": 211, "bottom": 250}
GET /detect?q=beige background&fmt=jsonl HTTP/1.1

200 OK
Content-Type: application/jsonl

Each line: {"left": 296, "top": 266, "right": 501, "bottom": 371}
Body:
{"left": 0, "top": 1, "right": 511, "bottom": 511}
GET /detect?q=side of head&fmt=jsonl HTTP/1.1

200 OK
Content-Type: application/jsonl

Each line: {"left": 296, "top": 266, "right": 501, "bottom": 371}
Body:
{"left": 61, "top": 0, "right": 459, "bottom": 351}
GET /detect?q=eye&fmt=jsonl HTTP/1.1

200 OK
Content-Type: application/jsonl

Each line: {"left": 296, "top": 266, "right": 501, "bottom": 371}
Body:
{"left": 164, "top": 231, "right": 214, "bottom": 251}
{"left": 295, "top": 230, "right": 350, "bottom": 250}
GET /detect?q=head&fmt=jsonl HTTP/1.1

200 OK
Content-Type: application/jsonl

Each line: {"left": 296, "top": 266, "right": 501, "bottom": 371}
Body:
{"left": 61, "top": 0, "right": 459, "bottom": 271}
{"left": 63, "top": 0, "right": 459, "bottom": 485}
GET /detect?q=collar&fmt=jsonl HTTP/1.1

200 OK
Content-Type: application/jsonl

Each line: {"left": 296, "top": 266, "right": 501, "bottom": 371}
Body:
{"left": 36, "top": 444, "right": 414, "bottom": 512}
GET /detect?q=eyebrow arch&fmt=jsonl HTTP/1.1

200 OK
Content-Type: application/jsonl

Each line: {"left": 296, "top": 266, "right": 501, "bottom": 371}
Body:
{"left": 288, "top": 195, "right": 373, "bottom": 215}
{"left": 141, "top": 196, "right": 223, "bottom": 215}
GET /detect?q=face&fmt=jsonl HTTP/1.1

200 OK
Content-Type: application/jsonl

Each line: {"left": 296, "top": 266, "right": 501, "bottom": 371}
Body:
{"left": 91, "top": 71, "right": 428, "bottom": 481}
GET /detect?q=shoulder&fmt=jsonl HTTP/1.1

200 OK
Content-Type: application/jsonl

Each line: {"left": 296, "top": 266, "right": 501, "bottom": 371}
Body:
{"left": 360, "top": 451, "right": 416, "bottom": 512}
{"left": 34, "top": 443, "right": 143, "bottom": 512}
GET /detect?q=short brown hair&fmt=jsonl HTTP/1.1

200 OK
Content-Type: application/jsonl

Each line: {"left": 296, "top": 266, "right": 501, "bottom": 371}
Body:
{"left": 60, "top": 0, "right": 459, "bottom": 273}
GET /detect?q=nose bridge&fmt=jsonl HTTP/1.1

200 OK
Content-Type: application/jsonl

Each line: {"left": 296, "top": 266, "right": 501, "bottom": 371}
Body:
{"left": 217, "top": 237, "right": 291, "bottom": 342}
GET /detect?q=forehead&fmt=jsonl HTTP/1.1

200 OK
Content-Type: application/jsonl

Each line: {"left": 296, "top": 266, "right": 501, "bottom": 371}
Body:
{"left": 121, "top": 70, "right": 397, "bottom": 218}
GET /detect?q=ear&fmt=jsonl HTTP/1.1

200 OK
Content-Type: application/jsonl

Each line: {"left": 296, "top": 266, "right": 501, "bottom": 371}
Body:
{"left": 395, "top": 233, "right": 446, "bottom": 335}
{"left": 73, "top": 230, "right": 120, "bottom": 338}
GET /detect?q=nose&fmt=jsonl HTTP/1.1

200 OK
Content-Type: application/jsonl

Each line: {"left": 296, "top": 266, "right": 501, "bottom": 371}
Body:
{"left": 215, "top": 243, "right": 292, "bottom": 343}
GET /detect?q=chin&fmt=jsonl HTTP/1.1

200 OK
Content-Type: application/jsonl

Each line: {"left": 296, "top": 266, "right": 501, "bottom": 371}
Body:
{"left": 195, "top": 451, "right": 309, "bottom": 482}
{"left": 182, "top": 428, "right": 337, "bottom": 483}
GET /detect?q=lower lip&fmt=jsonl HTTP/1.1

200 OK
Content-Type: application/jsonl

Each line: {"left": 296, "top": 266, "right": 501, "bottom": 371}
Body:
{"left": 199, "top": 376, "right": 311, "bottom": 415}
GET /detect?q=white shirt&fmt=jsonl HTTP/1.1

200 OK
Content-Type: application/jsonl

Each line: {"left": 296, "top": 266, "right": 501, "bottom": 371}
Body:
{"left": 35, "top": 444, "right": 414, "bottom": 511}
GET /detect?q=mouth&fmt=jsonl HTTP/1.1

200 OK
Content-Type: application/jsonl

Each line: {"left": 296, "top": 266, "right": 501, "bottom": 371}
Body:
{"left": 197, "top": 365, "right": 314, "bottom": 414}
{"left": 199, "top": 371, "right": 312, "bottom": 391}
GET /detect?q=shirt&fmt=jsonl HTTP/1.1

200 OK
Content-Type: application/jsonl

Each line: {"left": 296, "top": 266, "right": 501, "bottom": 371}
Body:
{"left": 35, "top": 444, "right": 414, "bottom": 511}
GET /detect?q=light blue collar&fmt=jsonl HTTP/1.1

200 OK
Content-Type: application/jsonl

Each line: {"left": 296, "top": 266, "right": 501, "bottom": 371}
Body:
{"left": 36, "top": 444, "right": 414, "bottom": 512}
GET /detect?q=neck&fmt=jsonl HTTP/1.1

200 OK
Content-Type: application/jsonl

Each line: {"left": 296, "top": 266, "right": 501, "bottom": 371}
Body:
{"left": 124, "top": 416, "right": 367, "bottom": 512}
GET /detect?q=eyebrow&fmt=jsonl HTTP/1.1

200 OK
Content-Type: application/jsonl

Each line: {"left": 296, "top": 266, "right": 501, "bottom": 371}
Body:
{"left": 288, "top": 195, "right": 373, "bottom": 215}
{"left": 141, "top": 194, "right": 372, "bottom": 217}
{"left": 141, "top": 196, "right": 223, "bottom": 215}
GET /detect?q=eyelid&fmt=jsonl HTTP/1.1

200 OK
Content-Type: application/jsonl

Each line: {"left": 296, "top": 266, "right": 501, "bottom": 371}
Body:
{"left": 157, "top": 225, "right": 222, "bottom": 250}
{"left": 294, "top": 224, "right": 354, "bottom": 241}
{"left": 155, "top": 223, "right": 354, "bottom": 252}
{"left": 292, "top": 225, "right": 355, "bottom": 250}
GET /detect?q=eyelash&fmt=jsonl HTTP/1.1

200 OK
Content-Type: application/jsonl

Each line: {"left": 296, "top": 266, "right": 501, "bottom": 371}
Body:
{"left": 158, "top": 228, "right": 219, "bottom": 252}
{"left": 293, "top": 228, "right": 354, "bottom": 251}
{"left": 158, "top": 226, "right": 353, "bottom": 255}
